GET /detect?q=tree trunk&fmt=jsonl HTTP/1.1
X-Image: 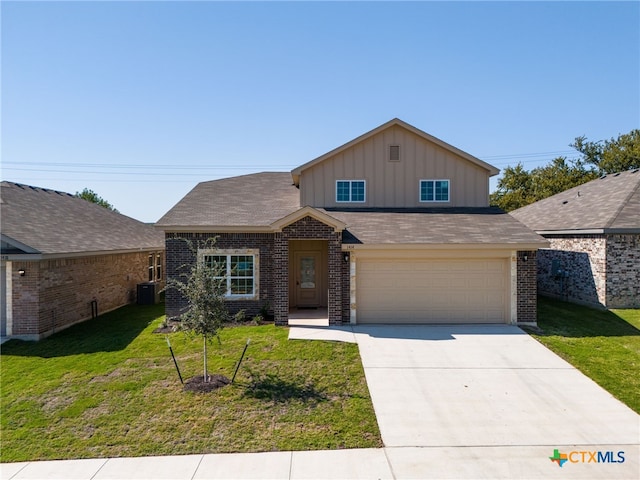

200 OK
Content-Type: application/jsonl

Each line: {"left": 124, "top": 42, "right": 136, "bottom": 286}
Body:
{"left": 203, "top": 335, "right": 208, "bottom": 382}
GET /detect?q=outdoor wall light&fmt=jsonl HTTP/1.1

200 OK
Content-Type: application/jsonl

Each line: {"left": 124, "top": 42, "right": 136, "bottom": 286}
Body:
{"left": 18, "top": 269, "right": 26, "bottom": 276}
{"left": 523, "top": 255, "right": 528, "bottom": 262}
{"left": 343, "top": 253, "right": 350, "bottom": 263}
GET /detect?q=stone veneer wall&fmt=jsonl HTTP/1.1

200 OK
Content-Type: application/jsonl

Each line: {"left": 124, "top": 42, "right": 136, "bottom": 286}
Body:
{"left": 274, "top": 216, "right": 343, "bottom": 326}
{"left": 516, "top": 250, "right": 537, "bottom": 324}
{"left": 606, "top": 234, "right": 640, "bottom": 308}
{"left": 537, "top": 235, "right": 607, "bottom": 307}
{"left": 10, "top": 251, "right": 163, "bottom": 339}
{"left": 165, "top": 233, "right": 274, "bottom": 320}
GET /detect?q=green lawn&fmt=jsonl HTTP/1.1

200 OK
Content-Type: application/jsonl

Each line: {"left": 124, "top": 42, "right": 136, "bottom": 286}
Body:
{"left": 530, "top": 296, "right": 640, "bottom": 414}
{"left": 0, "top": 304, "right": 382, "bottom": 462}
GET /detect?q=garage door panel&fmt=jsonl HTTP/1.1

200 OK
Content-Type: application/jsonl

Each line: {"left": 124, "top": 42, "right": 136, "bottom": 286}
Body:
{"left": 357, "top": 258, "right": 508, "bottom": 324}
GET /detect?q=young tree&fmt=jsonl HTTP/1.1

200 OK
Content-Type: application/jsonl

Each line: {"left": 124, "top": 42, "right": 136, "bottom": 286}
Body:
{"left": 75, "top": 188, "right": 119, "bottom": 212}
{"left": 164, "top": 238, "right": 242, "bottom": 383}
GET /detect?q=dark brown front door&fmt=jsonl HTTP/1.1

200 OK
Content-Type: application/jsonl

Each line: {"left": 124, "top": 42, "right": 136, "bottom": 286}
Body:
{"left": 294, "top": 251, "right": 321, "bottom": 308}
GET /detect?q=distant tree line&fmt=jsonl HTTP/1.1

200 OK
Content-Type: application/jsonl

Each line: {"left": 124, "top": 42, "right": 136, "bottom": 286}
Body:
{"left": 490, "top": 129, "right": 640, "bottom": 211}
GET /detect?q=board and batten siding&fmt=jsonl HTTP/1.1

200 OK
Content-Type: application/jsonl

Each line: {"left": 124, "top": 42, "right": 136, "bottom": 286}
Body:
{"left": 299, "top": 125, "right": 491, "bottom": 208}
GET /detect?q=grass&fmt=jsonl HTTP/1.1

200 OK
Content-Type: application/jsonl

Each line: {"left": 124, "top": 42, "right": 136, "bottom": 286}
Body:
{"left": 0, "top": 304, "right": 382, "bottom": 462}
{"left": 529, "top": 296, "right": 640, "bottom": 414}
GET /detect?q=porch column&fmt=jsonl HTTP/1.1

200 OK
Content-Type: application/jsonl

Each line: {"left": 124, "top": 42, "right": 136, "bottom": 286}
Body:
{"left": 328, "top": 233, "right": 343, "bottom": 326}
{"left": 273, "top": 233, "right": 289, "bottom": 326}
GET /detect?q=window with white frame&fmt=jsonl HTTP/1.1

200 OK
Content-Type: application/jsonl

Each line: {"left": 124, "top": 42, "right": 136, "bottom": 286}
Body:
{"left": 155, "top": 253, "right": 163, "bottom": 281}
{"left": 200, "top": 249, "right": 258, "bottom": 298}
{"left": 420, "top": 179, "right": 450, "bottom": 202}
{"left": 148, "top": 254, "right": 155, "bottom": 282}
{"left": 336, "top": 180, "right": 366, "bottom": 203}
{"left": 148, "top": 252, "right": 164, "bottom": 282}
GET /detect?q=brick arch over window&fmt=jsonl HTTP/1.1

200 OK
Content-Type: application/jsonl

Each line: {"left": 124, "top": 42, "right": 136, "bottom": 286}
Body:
{"left": 274, "top": 216, "right": 343, "bottom": 325}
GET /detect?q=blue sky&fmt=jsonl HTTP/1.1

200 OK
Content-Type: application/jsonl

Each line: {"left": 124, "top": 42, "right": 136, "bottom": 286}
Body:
{"left": 2, "top": 1, "right": 639, "bottom": 223}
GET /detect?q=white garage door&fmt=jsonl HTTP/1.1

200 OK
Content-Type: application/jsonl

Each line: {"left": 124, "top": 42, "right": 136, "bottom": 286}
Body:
{"left": 357, "top": 258, "right": 508, "bottom": 324}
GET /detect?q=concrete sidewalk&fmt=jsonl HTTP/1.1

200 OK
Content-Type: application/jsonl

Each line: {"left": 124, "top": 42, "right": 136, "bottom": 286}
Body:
{"left": 2, "top": 324, "right": 639, "bottom": 479}
{"left": 4, "top": 445, "right": 639, "bottom": 480}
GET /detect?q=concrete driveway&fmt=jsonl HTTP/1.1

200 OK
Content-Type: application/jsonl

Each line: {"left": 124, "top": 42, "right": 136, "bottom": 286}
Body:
{"left": 352, "top": 324, "right": 639, "bottom": 478}
{"left": 292, "top": 323, "right": 639, "bottom": 478}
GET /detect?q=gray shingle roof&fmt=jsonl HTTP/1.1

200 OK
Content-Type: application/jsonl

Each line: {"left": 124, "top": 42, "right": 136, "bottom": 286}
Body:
{"left": 326, "top": 208, "right": 546, "bottom": 246}
{"left": 156, "top": 172, "right": 546, "bottom": 246}
{"left": 510, "top": 169, "right": 640, "bottom": 233}
{"left": 156, "top": 172, "right": 300, "bottom": 229}
{"left": 1, "top": 182, "right": 164, "bottom": 255}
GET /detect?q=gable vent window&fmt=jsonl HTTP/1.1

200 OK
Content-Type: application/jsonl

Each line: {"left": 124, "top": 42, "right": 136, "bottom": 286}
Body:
{"left": 389, "top": 145, "right": 400, "bottom": 162}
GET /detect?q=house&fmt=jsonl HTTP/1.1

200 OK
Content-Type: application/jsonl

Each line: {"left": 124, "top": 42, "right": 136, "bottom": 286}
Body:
{"left": 510, "top": 170, "right": 640, "bottom": 309}
{"left": 1, "top": 182, "right": 165, "bottom": 340}
{"left": 156, "top": 118, "right": 547, "bottom": 326}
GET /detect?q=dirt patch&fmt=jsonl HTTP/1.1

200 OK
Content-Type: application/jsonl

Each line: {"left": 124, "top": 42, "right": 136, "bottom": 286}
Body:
{"left": 183, "top": 374, "right": 230, "bottom": 393}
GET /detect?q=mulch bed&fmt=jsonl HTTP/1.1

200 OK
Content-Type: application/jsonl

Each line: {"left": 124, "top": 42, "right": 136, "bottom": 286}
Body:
{"left": 183, "top": 374, "right": 231, "bottom": 393}
{"left": 153, "top": 321, "right": 180, "bottom": 334}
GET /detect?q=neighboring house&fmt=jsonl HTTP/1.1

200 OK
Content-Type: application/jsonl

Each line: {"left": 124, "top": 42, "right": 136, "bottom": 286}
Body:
{"left": 157, "top": 118, "right": 547, "bottom": 326}
{"left": 511, "top": 170, "right": 640, "bottom": 309}
{"left": 1, "top": 182, "right": 165, "bottom": 340}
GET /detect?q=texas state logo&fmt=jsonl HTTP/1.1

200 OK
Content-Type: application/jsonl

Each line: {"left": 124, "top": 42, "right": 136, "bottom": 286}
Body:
{"left": 549, "top": 448, "right": 625, "bottom": 467}
{"left": 549, "top": 449, "right": 568, "bottom": 467}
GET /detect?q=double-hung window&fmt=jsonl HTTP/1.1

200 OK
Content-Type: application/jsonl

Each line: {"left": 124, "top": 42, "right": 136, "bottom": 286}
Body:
{"left": 420, "top": 179, "right": 450, "bottom": 202}
{"left": 336, "top": 180, "right": 366, "bottom": 203}
{"left": 201, "top": 249, "right": 258, "bottom": 299}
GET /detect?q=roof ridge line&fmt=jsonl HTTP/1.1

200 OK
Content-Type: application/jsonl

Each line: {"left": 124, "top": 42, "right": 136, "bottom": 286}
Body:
{"left": 606, "top": 171, "right": 640, "bottom": 228}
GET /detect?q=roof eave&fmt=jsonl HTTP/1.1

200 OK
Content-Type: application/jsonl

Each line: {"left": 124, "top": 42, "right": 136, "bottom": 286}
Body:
{"left": 1, "top": 234, "right": 41, "bottom": 254}
{"left": 342, "top": 241, "right": 549, "bottom": 250}
{"left": 537, "top": 228, "right": 640, "bottom": 236}
{"left": 157, "top": 225, "right": 274, "bottom": 234}
{"left": 1, "top": 247, "right": 164, "bottom": 261}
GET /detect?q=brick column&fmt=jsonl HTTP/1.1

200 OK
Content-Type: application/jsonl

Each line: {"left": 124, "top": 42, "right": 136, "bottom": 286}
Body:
{"left": 517, "top": 250, "right": 537, "bottom": 325}
{"left": 273, "top": 233, "right": 289, "bottom": 325}
{"left": 327, "top": 233, "right": 343, "bottom": 326}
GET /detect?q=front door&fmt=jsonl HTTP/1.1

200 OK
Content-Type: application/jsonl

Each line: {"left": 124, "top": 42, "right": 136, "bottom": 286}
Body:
{"left": 294, "top": 252, "right": 321, "bottom": 308}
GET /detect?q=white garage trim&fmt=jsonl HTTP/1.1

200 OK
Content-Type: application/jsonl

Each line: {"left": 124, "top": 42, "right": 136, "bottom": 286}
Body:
{"left": 352, "top": 249, "right": 514, "bottom": 325}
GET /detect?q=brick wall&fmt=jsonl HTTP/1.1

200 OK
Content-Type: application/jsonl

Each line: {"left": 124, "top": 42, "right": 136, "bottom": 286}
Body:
{"left": 537, "top": 235, "right": 606, "bottom": 307}
{"left": 606, "top": 234, "right": 640, "bottom": 308}
{"left": 276, "top": 216, "right": 343, "bottom": 325}
{"left": 517, "top": 250, "right": 537, "bottom": 324}
{"left": 166, "top": 221, "right": 343, "bottom": 326}
{"left": 165, "top": 233, "right": 274, "bottom": 320}
{"left": 10, "top": 250, "right": 163, "bottom": 340}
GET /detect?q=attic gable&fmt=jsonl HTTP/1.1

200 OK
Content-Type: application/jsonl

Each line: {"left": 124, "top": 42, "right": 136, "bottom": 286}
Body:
{"left": 291, "top": 118, "right": 499, "bottom": 186}
{"left": 292, "top": 118, "right": 496, "bottom": 208}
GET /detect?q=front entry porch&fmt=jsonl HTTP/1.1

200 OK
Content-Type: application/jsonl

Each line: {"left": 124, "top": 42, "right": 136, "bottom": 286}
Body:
{"left": 272, "top": 212, "right": 345, "bottom": 326}
{"left": 288, "top": 307, "right": 329, "bottom": 326}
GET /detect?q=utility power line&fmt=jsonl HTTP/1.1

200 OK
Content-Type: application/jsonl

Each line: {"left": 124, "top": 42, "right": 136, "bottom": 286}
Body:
{"left": 1, "top": 150, "right": 582, "bottom": 181}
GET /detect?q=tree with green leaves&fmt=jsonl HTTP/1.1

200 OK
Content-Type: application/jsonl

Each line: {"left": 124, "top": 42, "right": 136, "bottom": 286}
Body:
{"left": 164, "top": 237, "right": 243, "bottom": 384}
{"left": 491, "top": 129, "right": 638, "bottom": 211}
{"left": 571, "top": 129, "right": 640, "bottom": 175}
{"left": 75, "top": 188, "right": 119, "bottom": 212}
